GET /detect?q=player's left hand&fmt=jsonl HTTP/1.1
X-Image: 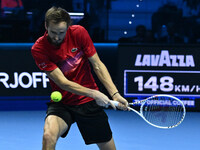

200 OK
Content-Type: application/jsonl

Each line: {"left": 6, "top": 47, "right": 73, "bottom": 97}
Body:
{"left": 112, "top": 93, "right": 129, "bottom": 111}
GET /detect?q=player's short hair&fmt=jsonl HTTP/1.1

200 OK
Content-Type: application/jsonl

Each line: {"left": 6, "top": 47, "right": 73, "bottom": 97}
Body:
{"left": 45, "top": 6, "right": 71, "bottom": 27}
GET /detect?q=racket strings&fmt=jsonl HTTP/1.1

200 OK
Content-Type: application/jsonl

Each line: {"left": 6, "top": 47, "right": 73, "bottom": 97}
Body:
{"left": 141, "top": 96, "right": 185, "bottom": 128}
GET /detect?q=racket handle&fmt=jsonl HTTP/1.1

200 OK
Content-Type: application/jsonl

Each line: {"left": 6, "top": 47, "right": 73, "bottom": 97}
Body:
{"left": 110, "top": 100, "right": 119, "bottom": 106}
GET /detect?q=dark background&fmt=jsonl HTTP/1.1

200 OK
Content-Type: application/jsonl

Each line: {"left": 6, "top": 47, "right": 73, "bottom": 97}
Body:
{"left": 0, "top": 43, "right": 200, "bottom": 111}
{"left": 1, "top": 0, "right": 200, "bottom": 44}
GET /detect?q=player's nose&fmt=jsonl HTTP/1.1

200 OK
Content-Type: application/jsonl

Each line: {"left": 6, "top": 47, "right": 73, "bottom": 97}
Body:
{"left": 54, "top": 35, "right": 59, "bottom": 41}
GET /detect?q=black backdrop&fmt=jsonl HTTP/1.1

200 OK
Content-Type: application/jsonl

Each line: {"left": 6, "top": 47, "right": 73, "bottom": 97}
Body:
{"left": 117, "top": 44, "right": 200, "bottom": 111}
{"left": 0, "top": 43, "right": 199, "bottom": 111}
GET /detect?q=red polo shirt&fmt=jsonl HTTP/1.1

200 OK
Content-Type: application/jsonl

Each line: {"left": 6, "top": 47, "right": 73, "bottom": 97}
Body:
{"left": 31, "top": 25, "right": 98, "bottom": 105}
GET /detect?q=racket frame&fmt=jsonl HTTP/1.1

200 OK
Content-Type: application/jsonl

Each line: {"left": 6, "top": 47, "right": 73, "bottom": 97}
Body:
{"left": 111, "top": 94, "right": 186, "bottom": 129}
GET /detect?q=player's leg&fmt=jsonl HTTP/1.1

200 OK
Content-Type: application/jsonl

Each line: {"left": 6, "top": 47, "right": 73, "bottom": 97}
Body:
{"left": 74, "top": 101, "right": 115, "bottom": 149}
{"left": 42, "top": 103, "right": 74, "bottom": 150}
{"left": 96, "top": 137, "right": 116, "bottom": 150}
{"left": 42, "top": 115, "right": 68, "bottom": 150}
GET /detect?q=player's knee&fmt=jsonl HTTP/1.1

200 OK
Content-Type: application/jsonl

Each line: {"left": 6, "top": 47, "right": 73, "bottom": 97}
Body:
{"left": 97, "top": 137, "right": 116, "bottom": 150}
{"left": 42, "top": 131, "right": 57, "bottom": 146}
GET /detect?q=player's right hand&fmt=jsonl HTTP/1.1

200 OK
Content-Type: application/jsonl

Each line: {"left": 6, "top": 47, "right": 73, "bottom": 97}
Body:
{"left": 112, "top": 93, "right": 129, "bottom": 111}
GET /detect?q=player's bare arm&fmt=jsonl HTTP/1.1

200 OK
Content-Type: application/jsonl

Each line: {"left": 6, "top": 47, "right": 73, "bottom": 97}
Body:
{"left": 45, "top": 68, "right": 116, "bottom": 109}
{"left": 88, "top": 53, "right": 128, "bottom": 110}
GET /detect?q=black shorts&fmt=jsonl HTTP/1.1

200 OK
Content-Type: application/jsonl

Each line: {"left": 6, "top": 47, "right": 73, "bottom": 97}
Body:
{"left": 46, "top": 100, "right": 112, "bottom": 145}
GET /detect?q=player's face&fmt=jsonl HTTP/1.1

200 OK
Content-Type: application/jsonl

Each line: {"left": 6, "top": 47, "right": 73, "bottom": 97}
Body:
{"left": 46, "top": 21, "right": 68, "bottom": 46}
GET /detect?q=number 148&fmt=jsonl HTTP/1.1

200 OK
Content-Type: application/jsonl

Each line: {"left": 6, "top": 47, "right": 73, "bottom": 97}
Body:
{"left": 134, "top": 76, "right": 174, "bottom": 92}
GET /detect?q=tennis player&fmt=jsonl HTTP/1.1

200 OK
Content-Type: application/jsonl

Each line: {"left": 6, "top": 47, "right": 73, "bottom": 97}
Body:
{"left": 31, "top": 6, "right": 128, "bottom": 150}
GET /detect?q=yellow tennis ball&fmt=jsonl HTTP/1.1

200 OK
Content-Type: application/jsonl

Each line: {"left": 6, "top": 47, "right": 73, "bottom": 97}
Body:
{"left": 50, "top": 91, "right": 62, "bottom": 102}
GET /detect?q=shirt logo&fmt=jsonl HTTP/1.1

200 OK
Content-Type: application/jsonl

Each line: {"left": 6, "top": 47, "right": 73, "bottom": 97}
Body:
{"left": 71, "top": 48, "right": 78, "bottom": 52}
{"left": 39, "top": 62, "right": 47, "bottom": 69}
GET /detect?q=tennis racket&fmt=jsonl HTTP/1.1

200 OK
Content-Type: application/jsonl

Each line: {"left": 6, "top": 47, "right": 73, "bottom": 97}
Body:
{"left": 110, "top": 94, "right": 186, "bottom": 129}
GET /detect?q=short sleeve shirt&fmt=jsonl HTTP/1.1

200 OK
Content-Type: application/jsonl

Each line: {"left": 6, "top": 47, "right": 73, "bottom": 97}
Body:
{"left": 31, "top": 25, "right": 98, "bottom": 105}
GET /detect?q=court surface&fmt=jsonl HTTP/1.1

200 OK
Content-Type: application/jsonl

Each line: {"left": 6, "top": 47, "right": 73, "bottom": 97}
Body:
{"left": 0, "top": 109, "right": 199, "bottom": 150}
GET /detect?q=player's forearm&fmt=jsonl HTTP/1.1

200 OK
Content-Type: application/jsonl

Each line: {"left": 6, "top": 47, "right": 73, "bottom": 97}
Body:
{"left": 46, "top": 68, "right": 98, "bottom": 99}
{"left": 59, "top": 80, "right": 98, "bottom": 98}
{"left": 93, "top": 61, "right": 118, "bottom": 97}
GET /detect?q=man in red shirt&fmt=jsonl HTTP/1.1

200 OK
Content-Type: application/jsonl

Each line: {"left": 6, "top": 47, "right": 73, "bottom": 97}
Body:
{"left": 32, "top": 6, "right": 128, "bottom": 150}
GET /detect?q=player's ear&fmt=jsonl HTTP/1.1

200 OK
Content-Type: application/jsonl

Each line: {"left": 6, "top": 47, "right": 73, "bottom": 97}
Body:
{"left": 45, "top": 22, "right": 48, "bottom": 30}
